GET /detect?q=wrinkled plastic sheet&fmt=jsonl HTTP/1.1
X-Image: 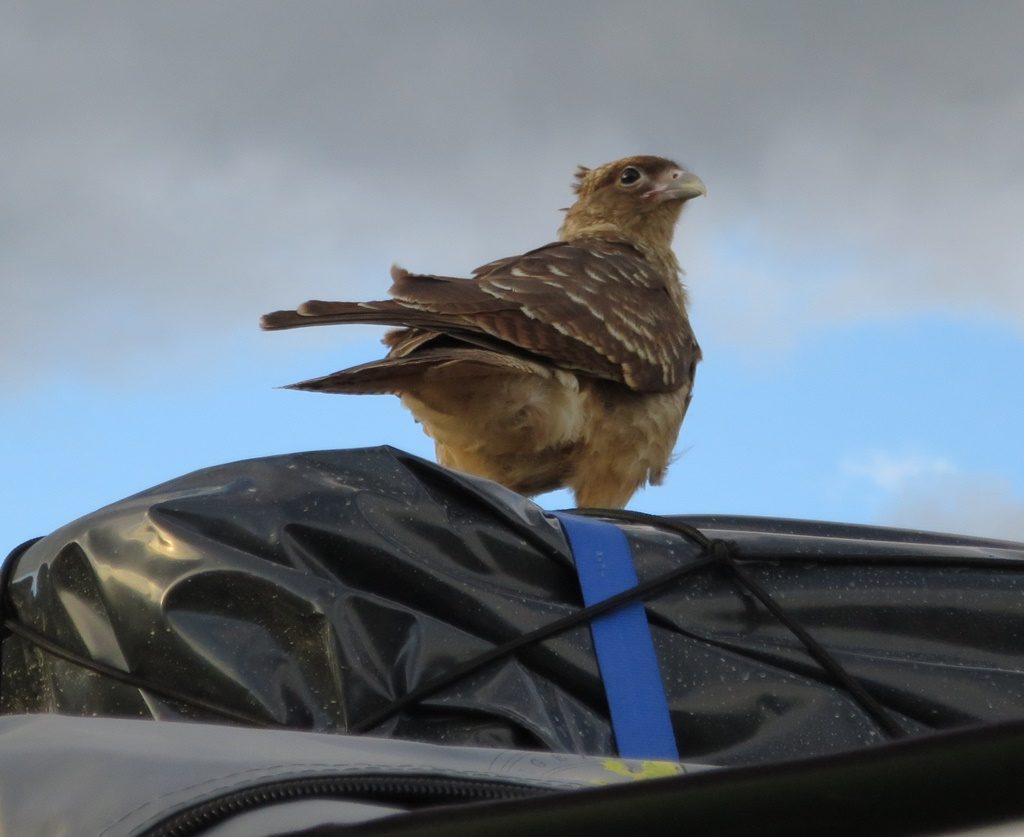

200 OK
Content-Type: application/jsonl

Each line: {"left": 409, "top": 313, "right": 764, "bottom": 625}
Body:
{"left": 4, "top": 714, "right": 1024, "bottom": 836}
{"left": 2, "top": 446, "right": 1023, "bottom": 766}
{"left": 0, "top": 714, "right": 694, "bottom": 835}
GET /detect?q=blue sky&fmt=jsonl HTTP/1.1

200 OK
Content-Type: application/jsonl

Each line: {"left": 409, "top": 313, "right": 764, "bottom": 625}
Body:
{"left": 3, "top": 2, "right": 1023, "bottom": 549}
{"left": 6, "top": 312, "right": 1022, "bottom": 548}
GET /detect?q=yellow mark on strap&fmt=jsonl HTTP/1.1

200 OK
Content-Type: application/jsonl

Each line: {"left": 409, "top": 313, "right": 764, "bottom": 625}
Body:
{"left": 600, "top": 758, "right": 683, "bottom": 781}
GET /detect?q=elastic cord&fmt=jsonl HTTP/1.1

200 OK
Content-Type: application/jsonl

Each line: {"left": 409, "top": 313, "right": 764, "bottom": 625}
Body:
{"left": 2, "top": 512, "right": 906, "bottom": 742}
{"left": 2, "top": 618, "right": 269, "bottom": 727}
{"left": 572, "top": 508, "right": 906, "bottom": 740}
{"left": 350, "top": 549, "right": 718, "bottom": 734}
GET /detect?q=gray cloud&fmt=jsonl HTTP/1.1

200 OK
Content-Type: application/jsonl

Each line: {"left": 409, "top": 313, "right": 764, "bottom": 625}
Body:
{"left": 878, "top": 473, "right": 1024, "bottom": 543}
{"left": 2, "top": 1, "right": 1023, "bottom": 385}
{"left": 840, "top": 450, "right": 1024, "bottom": 541}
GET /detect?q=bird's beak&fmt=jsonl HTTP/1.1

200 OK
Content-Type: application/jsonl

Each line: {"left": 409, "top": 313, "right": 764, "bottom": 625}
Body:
{"left": 644, "top": 170, "right": 707, "bottom": 203}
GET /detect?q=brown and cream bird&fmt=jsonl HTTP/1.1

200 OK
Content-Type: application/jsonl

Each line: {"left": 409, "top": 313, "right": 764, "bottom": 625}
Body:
{"left": 261, "top": 155, "right": 705, "bottom": 507}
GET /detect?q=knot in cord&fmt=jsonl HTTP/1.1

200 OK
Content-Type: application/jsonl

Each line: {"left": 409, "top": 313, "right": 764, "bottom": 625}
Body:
{"left": 707, "top": 538, "right": 732, "bottom": 564}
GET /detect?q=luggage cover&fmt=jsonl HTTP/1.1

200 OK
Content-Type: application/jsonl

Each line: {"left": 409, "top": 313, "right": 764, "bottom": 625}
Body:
{"left": 3, "top": 446, "right": 1023, "bottom": 766}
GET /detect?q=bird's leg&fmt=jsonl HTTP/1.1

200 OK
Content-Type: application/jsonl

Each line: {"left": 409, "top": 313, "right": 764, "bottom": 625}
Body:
{"left": 571, "top": 478, "right": 637, "bottom": 510}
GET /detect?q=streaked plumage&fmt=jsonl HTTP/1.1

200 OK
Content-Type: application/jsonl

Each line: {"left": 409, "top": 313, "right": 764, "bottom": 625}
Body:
{"left": 262, "top": 155, "right": 705, "bottom": 507}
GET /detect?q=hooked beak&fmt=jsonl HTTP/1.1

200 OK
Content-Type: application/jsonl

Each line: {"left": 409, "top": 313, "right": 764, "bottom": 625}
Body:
{"left": 644, "top": 169, "right": 707, "bottom": 204}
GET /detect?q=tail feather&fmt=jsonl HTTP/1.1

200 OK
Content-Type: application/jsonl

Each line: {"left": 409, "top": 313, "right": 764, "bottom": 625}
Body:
{"left": 284, "top": 357, "right": 430, "bottom": 395}
{"left": 259, "top": 298, "right": 484, "bottom": 335}
{"left": 296, "top": 299, "right": 394, "bottom": 317}
{"left": 284, "top": 348, "right": 547, "bottom": 394}
{"left": 260, "top": 300, "right": 401, "bottom": 331}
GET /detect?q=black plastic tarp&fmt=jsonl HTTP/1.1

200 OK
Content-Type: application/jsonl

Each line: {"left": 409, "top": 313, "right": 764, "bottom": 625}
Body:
{"left": 2, "top": 446, "right": 1023, "bottom": 767}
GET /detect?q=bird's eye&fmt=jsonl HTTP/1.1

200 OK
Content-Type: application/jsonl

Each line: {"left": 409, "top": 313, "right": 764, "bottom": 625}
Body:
{"left": 619, "top": 166, "right": 641, "bottom": 185}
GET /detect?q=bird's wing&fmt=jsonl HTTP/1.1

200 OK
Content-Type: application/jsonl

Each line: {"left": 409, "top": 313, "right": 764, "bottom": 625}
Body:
{"left": 262, "top": 242, "right": 699, "bottom": 392}
{"left": 389, "top": 240, "right": 699, "bottom": 391}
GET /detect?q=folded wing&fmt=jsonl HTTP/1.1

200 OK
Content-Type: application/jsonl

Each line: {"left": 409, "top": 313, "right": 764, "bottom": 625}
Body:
{"left": 260, "top": 241, "right": 699, "bottom": 393}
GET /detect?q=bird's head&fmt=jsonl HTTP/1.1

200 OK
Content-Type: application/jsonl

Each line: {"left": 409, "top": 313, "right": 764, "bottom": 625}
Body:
{"left": 559, "top": 155, "right": 705, "bottom": 271}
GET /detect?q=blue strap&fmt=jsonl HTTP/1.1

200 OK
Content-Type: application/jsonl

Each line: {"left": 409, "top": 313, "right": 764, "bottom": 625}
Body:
{"left": 551, "top": 512, "right": 679, "bottom": 761}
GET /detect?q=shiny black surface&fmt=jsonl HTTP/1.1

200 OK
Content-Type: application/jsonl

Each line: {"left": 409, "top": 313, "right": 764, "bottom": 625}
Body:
{"left": 3, "top": 446, "right": 1023, "bottom": 766}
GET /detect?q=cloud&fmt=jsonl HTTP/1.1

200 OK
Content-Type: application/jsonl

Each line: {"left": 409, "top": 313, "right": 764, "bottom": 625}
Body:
{"left": 841, "top": 450, "right": 1024, "bottom": 541}
{"left": 879, "top": 474, "right": 1024, "bottom": 543}
{"left": 2, "top": 2, "right": 1023, "bottom": 387}
{"left": 841, "top": 451, "right": 957, "bottom": 493}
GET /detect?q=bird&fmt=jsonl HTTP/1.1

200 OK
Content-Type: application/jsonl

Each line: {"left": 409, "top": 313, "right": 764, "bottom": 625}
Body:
{"left": 261, "top": 155, "right": 705, "bottom": 508}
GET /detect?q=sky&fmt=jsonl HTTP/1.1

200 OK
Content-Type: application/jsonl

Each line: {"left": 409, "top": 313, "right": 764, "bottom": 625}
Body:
{"left": 3, "top": 1, "right": 1023, "bottom": 550}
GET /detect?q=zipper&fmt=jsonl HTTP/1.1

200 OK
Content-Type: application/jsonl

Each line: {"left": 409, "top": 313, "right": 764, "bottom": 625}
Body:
{"left": 142, "top": 773, "right": 550, "bottom": 836}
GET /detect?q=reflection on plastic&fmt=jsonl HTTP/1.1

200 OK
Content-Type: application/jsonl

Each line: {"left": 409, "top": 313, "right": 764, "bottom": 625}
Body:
{"left": 2, "top": 446, "right": 1024, "bottom": 767}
